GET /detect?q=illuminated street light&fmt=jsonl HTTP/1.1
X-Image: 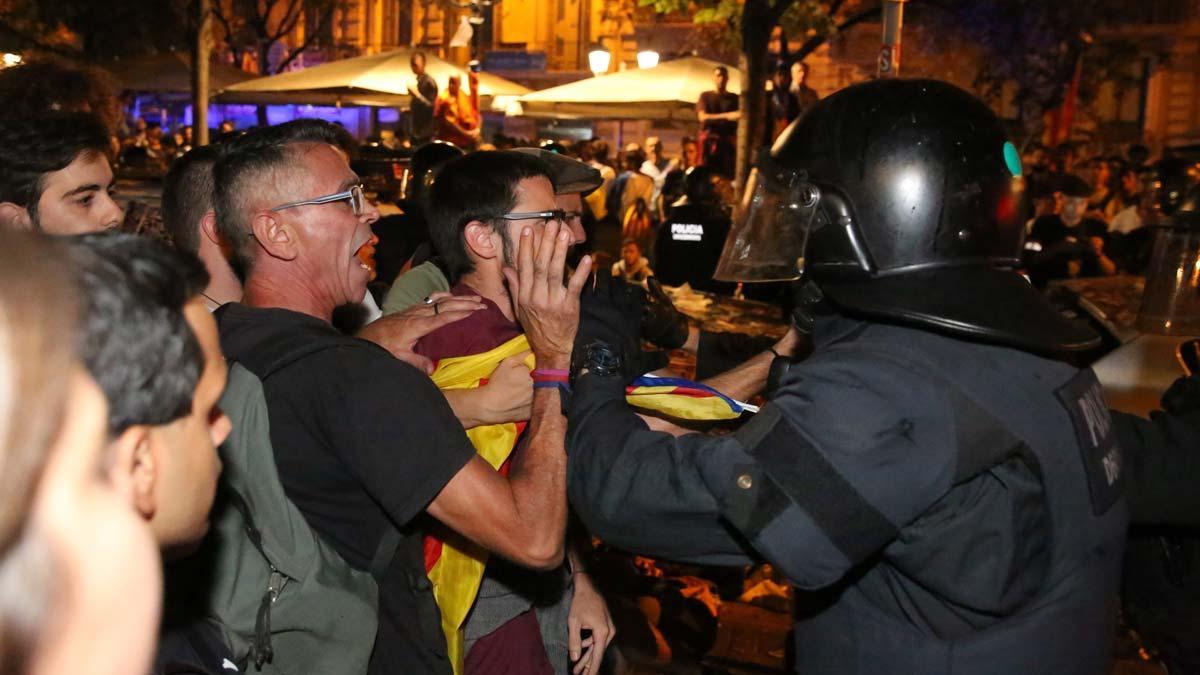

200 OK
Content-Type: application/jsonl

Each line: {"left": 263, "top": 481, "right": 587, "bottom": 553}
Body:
{"left": 636, "top": 50, "right": 659, "bottom": 69}
{"left": 1, "top": 53, "right": 22, "bottom": 68}
{"left": 588, "top": 45, "right": 611, "bottom": 76}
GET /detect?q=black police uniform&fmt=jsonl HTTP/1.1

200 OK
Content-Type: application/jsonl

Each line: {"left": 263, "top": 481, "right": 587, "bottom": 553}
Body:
{"left": 567, "top": 79, "right": 1127, "bottom": 674}
{"left": 653, "top": 200, "right": 732, "bottom": 293}
{"left": 570, "top": 313, "right": 1126, "bottom": 674}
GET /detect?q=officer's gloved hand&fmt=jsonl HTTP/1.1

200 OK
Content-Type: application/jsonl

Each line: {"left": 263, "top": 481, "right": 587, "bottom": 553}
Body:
{"left": 786, "top": 278, "right": 825, "bottom": 336}
{"left": 1162, "top": 375, "right": 1200, "bottom": 419}
{"left": 576, "top": 270, "right": 668, "bottom": 384}
{"left": 764, "top": 280, "right": 823, "bottom": 399}
{"left": 642, "top": 276, "right": 691, "bottom": 350}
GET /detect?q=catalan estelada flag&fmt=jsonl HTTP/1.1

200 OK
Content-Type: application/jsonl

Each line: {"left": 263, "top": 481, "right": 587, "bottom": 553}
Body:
{"left": 425, "top": 334, "right": 752, "bottom": 673}
{"left": 626, "top": 375, "right": 756, "bottom": 419}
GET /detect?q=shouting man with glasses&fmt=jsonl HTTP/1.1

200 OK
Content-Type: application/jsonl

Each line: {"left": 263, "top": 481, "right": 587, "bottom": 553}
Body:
{"left": 211, "top": 121, "right": 591, "bottom": 675}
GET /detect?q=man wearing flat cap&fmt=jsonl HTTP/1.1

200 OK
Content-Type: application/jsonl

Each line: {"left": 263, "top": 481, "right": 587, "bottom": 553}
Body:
{"left": 1025, "top": 172, "right": 1117, "bottom": 287}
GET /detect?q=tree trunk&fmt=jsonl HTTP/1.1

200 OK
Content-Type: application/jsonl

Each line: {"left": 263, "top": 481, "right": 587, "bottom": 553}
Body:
{"left": 257, "top": 41, "right": 271, "bottom": 126}
{"left": 736, "top": 0, "right": 773, "bottom": 192}
{"left": 193, "top": 0, "right": 212, "bottom": 146}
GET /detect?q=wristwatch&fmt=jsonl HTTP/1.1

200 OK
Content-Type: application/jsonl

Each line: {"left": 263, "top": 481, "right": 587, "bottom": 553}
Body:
{"left": 573, "top": 340, "right": 623, "bottom": 380}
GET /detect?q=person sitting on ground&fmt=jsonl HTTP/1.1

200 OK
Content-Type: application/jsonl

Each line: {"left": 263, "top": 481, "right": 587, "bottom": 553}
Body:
{"left": 59, "top": 233, "right": 236, "bottom": 673}
{"left": 612, "top": 238, "right": 653, "bottom": 284}
{"left": 0, "top": 111, "right": 123, "bottom": 234}
{"left": 0, "top": 230, "right": 162, "bottom": 675}
{"left": 211, "top": 119, "right": 588, "bottom": 674}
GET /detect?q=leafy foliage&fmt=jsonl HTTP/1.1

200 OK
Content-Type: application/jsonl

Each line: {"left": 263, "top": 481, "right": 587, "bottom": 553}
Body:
{"left": 643, "top": 0, "right": 840, "bottom": 49}
{"left": 0, "top": 0, "right": 191, "bottom": 58}
{"left": 213, "top": 0, "right": 341, "bottom": 74}
{"left": 917, "top": 0, "right": 1170, "bottom": 138}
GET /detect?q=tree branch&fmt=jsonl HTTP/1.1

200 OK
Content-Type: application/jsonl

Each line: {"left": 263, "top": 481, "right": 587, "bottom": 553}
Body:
{"left": 212, "top": 2, "right": 235, "bottom": 39}
{"left": 266, "top": 0, "right": 304, "bottom": 41}
{"left": 279, "top": 0, "right": 305, "bottom": 33}
{"left": 794, "top": 3, "right": 881, "bottom": 59}
{"left": 273, "top": 2, "right": 335, "bottom": 73}
{"left": 766, "top": 0, "right": 792, "bottom": 26}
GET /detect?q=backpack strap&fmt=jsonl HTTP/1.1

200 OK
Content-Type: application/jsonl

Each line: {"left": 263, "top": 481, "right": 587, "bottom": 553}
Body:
{"left": 222, "top": 485, "right": 281, "bottom": 670}
{"left": 369, "top": 526, "right": 403, "bottom": 583}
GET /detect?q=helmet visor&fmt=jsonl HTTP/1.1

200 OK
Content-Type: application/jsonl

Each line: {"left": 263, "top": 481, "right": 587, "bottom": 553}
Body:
{"left": 713, "top": 166, "right": 820, "bottom": 282}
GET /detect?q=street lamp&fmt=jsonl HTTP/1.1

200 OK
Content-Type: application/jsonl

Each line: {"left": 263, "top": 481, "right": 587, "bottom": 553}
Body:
{"left": 1, "top": 53, "right": 22, "bottom": 68}
{"left": 588, "top": 45, "right": 611, "bottom": 76}
{"left": 636, "top": 50, "right": 659, "bottom": 69}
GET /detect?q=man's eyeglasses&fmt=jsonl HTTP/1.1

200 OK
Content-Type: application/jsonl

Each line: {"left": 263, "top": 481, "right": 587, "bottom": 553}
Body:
{"left": 271, "top": 184, "right": 367, "bottom": 217}
{"left": 499, "top": 209, "right": 582, "bottom": 226}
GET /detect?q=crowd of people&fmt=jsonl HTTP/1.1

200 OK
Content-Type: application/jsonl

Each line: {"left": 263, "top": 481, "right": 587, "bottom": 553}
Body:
{"left": 0, "top": 57, "right": 806, "bottom": 675}
{"left": 1020, "top": 141, "right": 1165, "bottom": 287}
{"left": 2, "top": 56, "right": 1200, "bottom": 675}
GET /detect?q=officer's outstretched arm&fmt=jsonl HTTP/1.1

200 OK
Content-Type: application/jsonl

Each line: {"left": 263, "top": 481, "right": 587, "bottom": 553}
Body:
{"left": 1112, "top": 375, "right": 1200, "bottom": 527}
{"left": 569, "top": 344, "right": 958, "bottom": 587}
{"left": 567, "top": 371, "right": 757, "bottom": 567}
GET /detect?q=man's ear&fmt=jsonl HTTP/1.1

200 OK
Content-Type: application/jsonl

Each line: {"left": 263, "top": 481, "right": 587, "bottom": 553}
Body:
{"left": 463, "top": 220, "right": 499, "bottom": 261}
{"left": 0, "top": 202, "right": 33, "bottom": 231}
{"left": 106, "top": 426, "right": 157, "bottom": 521}
{"left": 250, "top": 211, "right": 298, "bottom": 262}
{"left": 199, "top": 210, "right": 220, "bottom": 245}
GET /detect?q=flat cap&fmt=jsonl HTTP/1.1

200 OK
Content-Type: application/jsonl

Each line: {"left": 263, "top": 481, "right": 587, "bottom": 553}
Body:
{"left": 513, "top": 147, "right": 603, "bottom": 197}
{"left": 1056, "top": 173, "right": 1092, "bottom": 198}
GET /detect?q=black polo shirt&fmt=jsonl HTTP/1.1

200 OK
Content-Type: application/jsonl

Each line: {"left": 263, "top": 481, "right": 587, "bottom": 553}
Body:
{"left": 217, "top": 303, "right": 475, "bottom": 674}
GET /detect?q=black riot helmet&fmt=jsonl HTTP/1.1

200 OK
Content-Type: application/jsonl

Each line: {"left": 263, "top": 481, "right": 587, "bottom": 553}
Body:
{"left": 403, "top": 141, "right": 465, "bottom": 204}
{"left": 661, "top": 167, "right": 687, "bottom": 207}
{"left": 714, "top": 78, "right": 1098, "bottom": 353}
{"left": 1149, "top": 156, "right": 1200, "bottom": 217}
{"left": 683, "top": 165, "right": 720, "bottom": 206}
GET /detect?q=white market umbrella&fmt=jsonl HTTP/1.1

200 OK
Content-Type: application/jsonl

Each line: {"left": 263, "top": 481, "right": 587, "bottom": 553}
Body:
{"left": 512, "top": 56, "right": 742, "bottom": 121}
{"left": 217, "top": 47, "right": 530, "bottom": 110}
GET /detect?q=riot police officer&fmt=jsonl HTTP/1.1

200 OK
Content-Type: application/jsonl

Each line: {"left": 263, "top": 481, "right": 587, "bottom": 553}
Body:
{"left": 567, "top": 80, "right": 1128, "bottom": 674}
{"left": 1110, "top": 176, "right": 1200, "bottom": 672}
{"left": 653, "top": 165, "right": 735, "bottom": 294}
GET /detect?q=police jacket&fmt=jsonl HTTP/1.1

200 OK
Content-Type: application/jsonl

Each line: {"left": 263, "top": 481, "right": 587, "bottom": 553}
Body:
{"left": 567, "top": 314, "right": 1127, "bottom": 675}
{"left": 652, "top": 202, "right": 733, "bottom": 294}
